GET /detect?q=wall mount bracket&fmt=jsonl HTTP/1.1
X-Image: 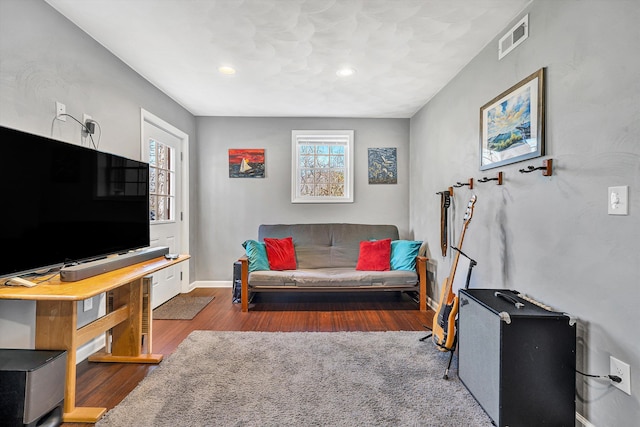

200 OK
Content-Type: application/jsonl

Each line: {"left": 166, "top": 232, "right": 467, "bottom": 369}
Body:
{"left": 478, "top": 171, "right": 503, "bottom": 185}
{"left": 519, "top": 159, "right": 553, "bottom": 176}
{"left": 453, "top": 178, "right": 474, "bottom": 189}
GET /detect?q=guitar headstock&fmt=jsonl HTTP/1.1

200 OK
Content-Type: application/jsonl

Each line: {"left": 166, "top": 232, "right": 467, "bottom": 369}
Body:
{"left": 463, "top": 194, "right": 477, "bottom": 225}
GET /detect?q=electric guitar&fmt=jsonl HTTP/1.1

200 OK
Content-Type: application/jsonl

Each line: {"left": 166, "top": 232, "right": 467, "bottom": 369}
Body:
{"left": 432, "top": 194, "right": 477, "bottom": 351}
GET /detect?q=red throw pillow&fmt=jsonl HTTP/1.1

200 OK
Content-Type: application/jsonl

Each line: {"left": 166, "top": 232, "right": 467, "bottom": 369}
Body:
{"left": 356, "top": 239, "right": 391, "bottom": 271}
{"left": 264, "top": 237, "right": 297, "bottom": 270}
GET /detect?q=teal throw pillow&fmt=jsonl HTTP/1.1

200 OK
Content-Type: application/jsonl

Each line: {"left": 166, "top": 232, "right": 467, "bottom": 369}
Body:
{"left": 390, "top": 240, "right": 422, "bottom": 271}
{"left": 242, "top": 240, "right": 270, "bottom": 272}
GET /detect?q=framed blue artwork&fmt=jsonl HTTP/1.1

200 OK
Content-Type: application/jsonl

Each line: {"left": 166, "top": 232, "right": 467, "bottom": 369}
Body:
{"left": 368, "top": 147, "right": 397, "bottom": 184}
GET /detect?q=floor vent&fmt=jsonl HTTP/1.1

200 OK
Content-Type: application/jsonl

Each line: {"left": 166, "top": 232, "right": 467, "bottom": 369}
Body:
{"left": 499, "top": 14, "right": 529, "bottom": 60}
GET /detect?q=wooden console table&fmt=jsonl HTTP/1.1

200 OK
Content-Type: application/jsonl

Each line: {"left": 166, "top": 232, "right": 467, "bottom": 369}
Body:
{"left": 0, "top": 255, "right": 189, "bottom": 423}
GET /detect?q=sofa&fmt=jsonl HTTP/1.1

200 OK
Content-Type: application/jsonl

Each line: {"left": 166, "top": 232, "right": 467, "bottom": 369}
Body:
{"left": 238, "top": 223, "right": 428, "bottom": 312}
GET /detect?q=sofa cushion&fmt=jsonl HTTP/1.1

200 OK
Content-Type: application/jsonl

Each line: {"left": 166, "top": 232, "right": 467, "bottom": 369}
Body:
{"left": 356, "top": 239, "right": 391, "bottom": 271}
{"left": 258, "top": 224, "right": 400, "bottom": 269}
{"left": 248, "top": 268, "right": 418, "bottom": 288}
{"left": 242, "top": 240, "right": 270, "bottom": 272}
{"left": 390, "top": 240, "right": 423, "bottom": 271}
{"left": 264, "top": 237, "right": 297, "bottom": 270}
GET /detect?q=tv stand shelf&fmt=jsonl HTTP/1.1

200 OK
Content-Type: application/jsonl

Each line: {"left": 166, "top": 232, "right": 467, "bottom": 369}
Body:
{"left": 0, "top": 255, "right": 189, "bottom": 423}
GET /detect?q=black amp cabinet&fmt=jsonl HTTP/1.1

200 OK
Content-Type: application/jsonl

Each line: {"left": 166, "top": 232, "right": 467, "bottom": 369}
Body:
{"left": 0, "top": 349, "right": 66, "bottom": 427}
{"left": 458, "top": 289, "right": 576, "bottom": 427}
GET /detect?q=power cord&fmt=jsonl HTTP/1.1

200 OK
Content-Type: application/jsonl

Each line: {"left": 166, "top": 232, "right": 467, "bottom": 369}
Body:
{"left": 52, "top": 112, "right": 101, "bottom": 149}
{"left": 86, "top": 118, "right": 102, "bottom": 148}
{"left": 576, "top": 369, "right": 622, "bottom": 383}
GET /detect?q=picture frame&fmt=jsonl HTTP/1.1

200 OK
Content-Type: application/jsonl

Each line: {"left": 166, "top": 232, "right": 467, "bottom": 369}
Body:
{"left": 368, "top": 147, "right": 397, "bottom": 184}
{"left": 479, "top": 68, "right": 545, "bottom": 170}
{"left": 229, "top": 148, "right": 265, "bottom": 178}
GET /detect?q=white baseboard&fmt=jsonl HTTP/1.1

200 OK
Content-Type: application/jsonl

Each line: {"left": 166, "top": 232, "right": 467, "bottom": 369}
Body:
{"left": 76, "top": 335, "right": 106, "bottom": 363}
{"left": 576, "top": 412, "right": 595, "bottom": 427}
{"left": 193, "top": 280, "right": 232, "bottom": 288}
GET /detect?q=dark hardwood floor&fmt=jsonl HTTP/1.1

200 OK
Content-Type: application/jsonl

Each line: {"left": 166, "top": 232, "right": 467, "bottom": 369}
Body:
{"left": 65, "top": 288, "right": 434, "bottom": 426}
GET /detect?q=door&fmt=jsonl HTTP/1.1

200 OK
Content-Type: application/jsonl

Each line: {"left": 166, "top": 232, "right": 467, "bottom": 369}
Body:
{"left": 141, "top": 110, "right": 189, "bottom": 308}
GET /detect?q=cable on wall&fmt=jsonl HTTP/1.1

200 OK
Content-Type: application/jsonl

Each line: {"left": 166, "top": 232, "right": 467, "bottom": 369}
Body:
{"left": 575, "top": 369, "right": 621, "bottom": 383}
{"left": 51, "top": 112, "right": 101, "bottom": 149}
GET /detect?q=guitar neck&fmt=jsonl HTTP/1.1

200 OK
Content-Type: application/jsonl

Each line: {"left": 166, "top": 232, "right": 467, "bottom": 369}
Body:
{"left": 444, "top": 221, "right": 469, "bottom": 295}
{"left": 441, "top": 194, "right": 476, "bottom": 298}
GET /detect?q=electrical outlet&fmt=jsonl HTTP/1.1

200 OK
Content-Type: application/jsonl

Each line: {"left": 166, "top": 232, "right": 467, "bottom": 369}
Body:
{"left": 83, "top": 297, "right": 93, "bottom": 312}
{"left": 82, "top": 113, "right": 92, "bottom": 135}
{"left": 56, "top": 101, "right": 66, "bottom": 121}
{"left": 610, "top": 356, "right": 631, "bottom": 395}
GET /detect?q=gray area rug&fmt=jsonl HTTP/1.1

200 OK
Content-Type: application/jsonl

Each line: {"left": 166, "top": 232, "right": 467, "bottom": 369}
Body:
{"left": 152, "top": 295, "right": 214, "bottom": 320}
{"left": 96, "top": 331, "right": 492, "bottom": 426}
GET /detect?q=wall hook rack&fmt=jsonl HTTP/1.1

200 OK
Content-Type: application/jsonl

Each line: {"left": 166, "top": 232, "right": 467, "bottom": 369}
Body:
{"left": 453, "top": 178, "right": 474, "bottom": 189}
{"left": 519, "top": 159, "right": 553, "bottom": 176}
{"left": 478, "top": 172, "right": 503, "bottom": 185}
{"left": 436, "top": 187, "right": 454, "bottom": 196}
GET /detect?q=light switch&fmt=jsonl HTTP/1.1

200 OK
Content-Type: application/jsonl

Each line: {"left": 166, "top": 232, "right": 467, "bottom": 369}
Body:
{"left": 608, "top": 186, "right": 629, "bottom": 215}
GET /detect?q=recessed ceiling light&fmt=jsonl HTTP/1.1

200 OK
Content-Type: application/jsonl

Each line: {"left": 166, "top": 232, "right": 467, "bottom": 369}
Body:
{"left": 336, "top": 67, "right": 356, "bottom": 77}
{"left": 218, "top": 65, "right": 236, "bottom": 75}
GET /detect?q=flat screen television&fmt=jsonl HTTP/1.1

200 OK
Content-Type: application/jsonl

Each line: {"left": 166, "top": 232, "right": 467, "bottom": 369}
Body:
{"left": 0, "top": 125, "right": 150, "bottom": 279}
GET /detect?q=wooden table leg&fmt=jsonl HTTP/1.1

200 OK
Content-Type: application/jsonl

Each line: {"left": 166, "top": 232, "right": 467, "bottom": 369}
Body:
{"left": 89, "top": 278, "right": 163, "bottom": 363}
{"left": 36, "top": 300, "right": 106, "bottom": 423}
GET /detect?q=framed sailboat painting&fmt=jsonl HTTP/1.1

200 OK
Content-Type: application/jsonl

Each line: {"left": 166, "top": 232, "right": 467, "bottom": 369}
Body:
{"left": 229, "top": 149, "right": 265, "bottom": 178}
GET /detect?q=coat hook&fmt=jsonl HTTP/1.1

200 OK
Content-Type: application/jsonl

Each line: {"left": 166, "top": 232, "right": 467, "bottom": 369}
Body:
{"left": 453, "top": 178, "right": 473, "bottom": 189}
{"left": 519, "top": 159, "right": 553, "bottom": 176}
{"left": 477, "top": 171, "right": 503, "bottom": 185}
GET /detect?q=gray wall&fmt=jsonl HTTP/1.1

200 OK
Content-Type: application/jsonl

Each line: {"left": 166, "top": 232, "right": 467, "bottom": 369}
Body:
{"left": 0, "top": 0, "right": 197, "bottom": 281}
{"left": 410, "top": 0, "right": 639, "bottom": 425}
{"left": 0, "top": 0, "right": 197, "bottom": 353}
{"left": 196, "top": 117, "right": 410, "bottom": 281}
{"left": 2, "top": 0, "right": 638, "bottom": 423}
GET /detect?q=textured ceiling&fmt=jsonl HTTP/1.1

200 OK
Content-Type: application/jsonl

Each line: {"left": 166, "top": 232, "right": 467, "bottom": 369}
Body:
{"left": 45, "top": 0, "right": 530, "bottom": 118}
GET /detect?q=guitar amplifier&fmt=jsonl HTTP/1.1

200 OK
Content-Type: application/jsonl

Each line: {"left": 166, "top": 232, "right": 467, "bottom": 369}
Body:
{"left": 458, "top": 289, "right": 576, "bottom": 427}
{"left": 0, "top": 349, "right": 66, "bottom": 427}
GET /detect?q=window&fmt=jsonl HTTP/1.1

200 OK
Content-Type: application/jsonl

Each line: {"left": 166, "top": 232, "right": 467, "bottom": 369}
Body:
{"left": 148, "top": 138, "right": 176, "bottom": 222}
{"left": 292, "top": 130, "right": 354, "bottom": 203}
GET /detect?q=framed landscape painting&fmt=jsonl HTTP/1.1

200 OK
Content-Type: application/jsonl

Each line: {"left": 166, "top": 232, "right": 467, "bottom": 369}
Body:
{"left": 229, "top": 148, "right": 265, "bottom": 178}
{"left": 479, "top": 68, "right": 545, "bottom": 170}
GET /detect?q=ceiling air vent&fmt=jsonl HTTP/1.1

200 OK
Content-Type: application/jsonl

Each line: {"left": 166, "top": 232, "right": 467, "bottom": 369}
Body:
{"left": 498, "top": 14, "right": 529, "bottom": 60}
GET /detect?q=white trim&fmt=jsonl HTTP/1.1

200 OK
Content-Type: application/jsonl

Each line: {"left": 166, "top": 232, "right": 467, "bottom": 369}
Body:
{"left": 193, "top": 280, "right": 233, "bottom": 288}
{"left": 76, "top": 336, "right": 106, "bottom": 363}
{"left": 141, "top": 109, "right": 190, "bottom": 291}
{"left": 576, "top": 412, "right": 596, "bottom": 427}
{"left": 291, "top": 129, "right": 354, "bottom": 203}
{"left": 184, "top": 280, "right": 197, "bottom": 293}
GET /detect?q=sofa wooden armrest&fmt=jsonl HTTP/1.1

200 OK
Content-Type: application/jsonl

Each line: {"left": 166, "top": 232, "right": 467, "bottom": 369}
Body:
{"left": 416, "top": 256, "right": 428, "bottom": 312}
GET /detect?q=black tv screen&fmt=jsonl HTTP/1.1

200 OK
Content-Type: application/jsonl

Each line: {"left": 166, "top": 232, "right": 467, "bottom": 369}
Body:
{"left": 0, "top": 125, "right": 150, "bottom": 278}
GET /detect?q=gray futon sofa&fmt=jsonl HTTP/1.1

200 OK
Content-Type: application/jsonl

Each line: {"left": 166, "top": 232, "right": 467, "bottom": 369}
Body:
{"left": 239, "top": 223, "right": 428, "bottom": 312}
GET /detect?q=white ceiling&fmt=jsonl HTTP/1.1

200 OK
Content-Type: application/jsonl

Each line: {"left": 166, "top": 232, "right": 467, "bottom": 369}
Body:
{"left": 45, "top": 0, "right": 530, "bottom": 118}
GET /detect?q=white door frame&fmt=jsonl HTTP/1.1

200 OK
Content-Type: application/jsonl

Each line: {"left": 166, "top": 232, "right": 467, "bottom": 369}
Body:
{"left": 141, "top": 108, "right": 191, "bottom": 292}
